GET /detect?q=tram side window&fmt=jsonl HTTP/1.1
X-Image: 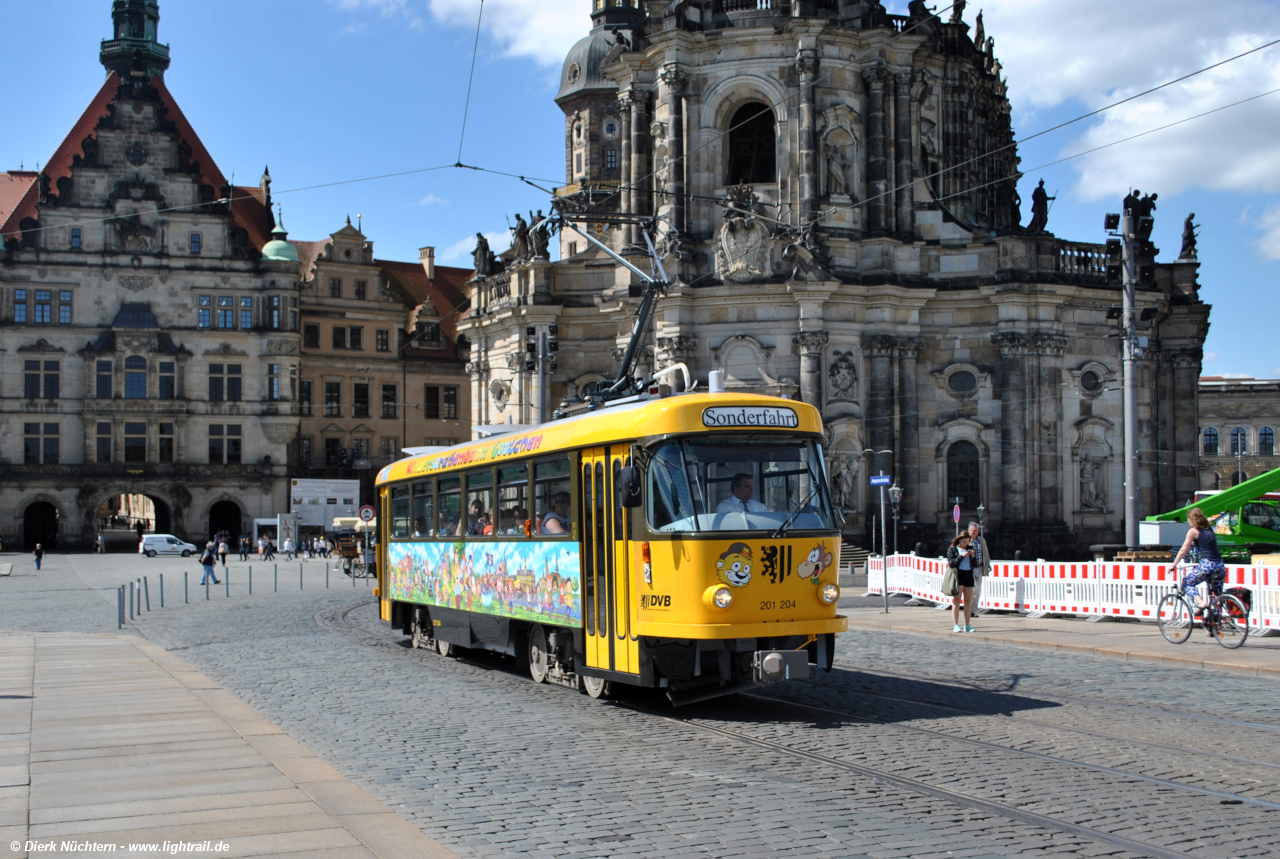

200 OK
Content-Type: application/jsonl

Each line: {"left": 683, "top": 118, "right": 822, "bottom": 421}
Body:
{"left": 412, "top": 480, "right": 433, "bottom": 537}
{"left": 535, "top": 458, "right": 572, "bottom": 536}
{"left": 497, "top": 464, "right": 529, "bottom": 535}
{"left": 390, "top": 486, "right": 411, "bottom": 538}
{"left": 437, "top": 477, "right": 462, "bottom": 537}
{"left": 465, "top": 470, "right": 494, "bottom": 535}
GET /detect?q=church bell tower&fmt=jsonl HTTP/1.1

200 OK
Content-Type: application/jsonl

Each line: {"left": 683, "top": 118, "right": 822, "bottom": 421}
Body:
{"left": 100, "top": 0, "right": 170, "bottom": 80}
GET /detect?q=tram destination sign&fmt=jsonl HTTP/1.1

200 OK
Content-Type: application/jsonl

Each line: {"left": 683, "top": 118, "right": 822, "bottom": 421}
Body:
{"left": 702, "top": 406, "right": 799, "bottom": 429}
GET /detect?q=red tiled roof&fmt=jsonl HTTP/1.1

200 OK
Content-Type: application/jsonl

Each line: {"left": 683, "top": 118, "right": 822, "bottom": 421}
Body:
{"left": 3, "top": 73, "right": 273, "bottom": 253}
{"left": 0, "top": 172, "right": 38, "bottom": 239}
{"left": 290, "top": 238, "right": 333, "bottom": 282}
{"left": 376, "top": 259, "right": 472, "bottom": 350}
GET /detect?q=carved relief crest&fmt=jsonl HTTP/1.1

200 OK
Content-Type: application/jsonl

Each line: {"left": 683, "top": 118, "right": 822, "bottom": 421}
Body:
{"left": 828, "top": 351, "right": 858, "bottom": 402}
{"left": 489, "top": 380, "right": 511, "bottom": 413}
{"left": 119, "top": 276, "right": 153, "bottom": 293}
{"left": 715, "top": 186, "right": 770, "bottom": 284}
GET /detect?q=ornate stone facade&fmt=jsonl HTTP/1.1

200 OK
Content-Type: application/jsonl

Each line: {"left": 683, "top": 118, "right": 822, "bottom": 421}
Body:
{"left": 457, "top": 1, "right": 1210, "bottom": 557}
{"left": 1198, "top": 377, "right": 1280, "bottom": 491}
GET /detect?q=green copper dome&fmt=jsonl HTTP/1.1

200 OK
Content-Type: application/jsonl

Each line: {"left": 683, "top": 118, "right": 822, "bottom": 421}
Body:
{"left": 261, "top": 211, "right": 299, "bottom": 263}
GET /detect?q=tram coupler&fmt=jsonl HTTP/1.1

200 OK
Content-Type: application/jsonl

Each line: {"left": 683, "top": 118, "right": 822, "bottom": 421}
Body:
{"left": 752, "top": 650, "right": 810, "bottom": 685}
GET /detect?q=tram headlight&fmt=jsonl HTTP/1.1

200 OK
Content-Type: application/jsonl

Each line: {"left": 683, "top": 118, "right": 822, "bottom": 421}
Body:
{"left": 703, "top": 584, "right": 733, "bottom": 610}
{"left": 819, "top": 583, "right": 840, "bottom": 605}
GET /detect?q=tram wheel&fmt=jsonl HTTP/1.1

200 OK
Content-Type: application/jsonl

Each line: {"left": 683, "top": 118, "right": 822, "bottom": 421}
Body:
{"left": 436, "top": 639, "right": 455, "bottom": 657}
{"left": 582, "top": 674, "right": 612, "bottom": 700}
{"left": 409, "top": 614, "right": 426, "bottom": 649}
{"left": 528, "top": 624, "right": 549, "bottom": 684}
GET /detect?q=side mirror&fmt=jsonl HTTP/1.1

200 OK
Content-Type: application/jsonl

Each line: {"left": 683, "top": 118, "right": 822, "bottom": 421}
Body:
{"left": 618, "top": 465, "right": 643, "bottom": 508}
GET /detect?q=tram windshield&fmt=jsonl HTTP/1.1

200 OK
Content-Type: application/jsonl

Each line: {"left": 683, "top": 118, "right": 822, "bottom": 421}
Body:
{"left": 647, "top": 436, "right": 835, "bottom": 533}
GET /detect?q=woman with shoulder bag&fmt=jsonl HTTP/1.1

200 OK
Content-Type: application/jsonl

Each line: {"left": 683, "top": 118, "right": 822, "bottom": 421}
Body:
{"left": 945, "top": 533, "right": 977, "bottom": 633}
{"left": 198, "top": 542, "right": 220, "bottom": 586}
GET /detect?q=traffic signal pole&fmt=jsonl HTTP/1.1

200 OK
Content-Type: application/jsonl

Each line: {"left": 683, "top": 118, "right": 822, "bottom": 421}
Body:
{"left": 1121, "top": 212, "right": 1139, "bottom": 549}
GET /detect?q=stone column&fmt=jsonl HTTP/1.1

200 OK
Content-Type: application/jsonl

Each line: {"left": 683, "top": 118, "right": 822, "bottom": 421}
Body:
{"left": 894, "top": 71, "right": 915, "bottom": 238}
{"left": 992, "top": 333, "right": 1028, "bottom": 525}
{"left": 862, "top": 64, "right": 890, "bottom": 234}
{"left": 796, "top": 47, "right": 819, "bottom": 225}
{"left": 660, "top": 65, "right": 687, "bottom": 235}
{"left": 897, "top": 336, "right": 924, "bottom": 521}
{"left": 865, "top": 334, "right": 898, "bottom": 481}
{"left": 630, "top": 90, "right": 648, "bottom": 220}
{"left": 1167, "top": 349, "right": 1203, "bottom": 509}
{"left": 1031, "top": 333, "right": 1068, "bottom": 524}
{"left": 618, "top": 90, "right": 634, "bottom": 244}
{"left": 793, "top": 331, "right": 829, "bottom": 408}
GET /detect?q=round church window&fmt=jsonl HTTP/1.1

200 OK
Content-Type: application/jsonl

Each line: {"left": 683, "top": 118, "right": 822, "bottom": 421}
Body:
{"left": 948, "top": 371, "right": 977, "bottom": 393}
{"left": 1081, "top": 370, "right": 1102, "bottom": 393}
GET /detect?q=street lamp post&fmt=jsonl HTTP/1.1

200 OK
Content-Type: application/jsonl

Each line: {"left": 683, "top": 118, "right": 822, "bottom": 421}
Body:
{"left": 862, "top": 447, "right": 894, "bottom": 613}
{"left": 888, "top": 481, "right": 902, "bottom": 556}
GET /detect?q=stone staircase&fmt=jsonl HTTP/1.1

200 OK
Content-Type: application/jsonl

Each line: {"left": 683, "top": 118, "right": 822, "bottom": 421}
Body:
{"left": 838, "top": 542, "right": 870, "bottom": 589}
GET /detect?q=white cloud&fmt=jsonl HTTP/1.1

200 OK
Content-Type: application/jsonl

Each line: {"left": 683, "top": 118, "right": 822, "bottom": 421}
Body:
{"left": 419, "top": 193, "right": 449, "bottom": 206}
{"left": 1206, "top": 352, "right": 1220, "bottom": 361}
{"left": 1220, "top": 372, "right": 1254, "bottom": 379}
{"left": 439, "top": 228, "right": 509, "bottom": 264}
{"left": 978, "top": 0, "right": 1280, "bottom": 201}
{"left": 330, "top": 0, "right": 425, "bottom": 28}
{"left": 1256, "top": 205, "right": 1280, "bottom": 260}
{"left": 429, "top": 0, "right": 584, "bottom": 66}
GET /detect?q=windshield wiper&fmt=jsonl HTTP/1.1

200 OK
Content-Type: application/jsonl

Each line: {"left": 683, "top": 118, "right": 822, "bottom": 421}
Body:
{"left": 773, "top": 486, "right": 817, "bottom": 539}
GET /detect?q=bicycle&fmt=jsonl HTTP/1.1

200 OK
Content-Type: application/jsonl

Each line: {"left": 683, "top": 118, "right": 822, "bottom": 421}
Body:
{"left": 1156, "top": 563, "right": 1249, "bottom": 649}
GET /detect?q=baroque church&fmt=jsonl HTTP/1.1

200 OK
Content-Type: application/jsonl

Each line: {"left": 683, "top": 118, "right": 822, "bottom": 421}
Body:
{"left": 457, "top": 0, "right": 1211, "bottom": 557}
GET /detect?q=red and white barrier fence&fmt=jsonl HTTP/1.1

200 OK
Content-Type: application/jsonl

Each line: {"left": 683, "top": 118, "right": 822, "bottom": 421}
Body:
{"left": 865, "top": 554, "right": 1280, "bottom": 634}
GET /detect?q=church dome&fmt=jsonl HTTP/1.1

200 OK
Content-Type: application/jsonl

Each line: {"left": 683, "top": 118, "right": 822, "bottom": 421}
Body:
{"left": 556, "top": 27, "right": 618, "bottom": 103}
{"left": 261, "top": 213, "right": 299, "bottom": 263}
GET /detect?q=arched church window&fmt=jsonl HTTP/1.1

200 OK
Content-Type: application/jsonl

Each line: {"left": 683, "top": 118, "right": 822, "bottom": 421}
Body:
{"left": 1231, "top": 426, "right": 1247, "bottom": 456}
{"left": 1203, "top": 428, "right": 1219, "bottom": 455}
{"left": 947, "top": 441, "right": 981, "bottom": 509}
{"left": 1260, "top": 427, "right": 1274, "bottom": 456}
{"left": 727, "top": 103, "right": 776, "bottom": 185}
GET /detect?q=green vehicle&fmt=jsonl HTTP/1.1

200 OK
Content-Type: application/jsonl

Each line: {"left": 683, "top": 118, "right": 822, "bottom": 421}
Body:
{"left": 1144, "top": 467, "right": 1280, "bottom": 562}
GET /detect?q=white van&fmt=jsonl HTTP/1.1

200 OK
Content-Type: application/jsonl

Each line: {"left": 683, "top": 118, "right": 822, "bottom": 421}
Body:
{"left": 139, "top": 534, "right": 198, "bottom": 557}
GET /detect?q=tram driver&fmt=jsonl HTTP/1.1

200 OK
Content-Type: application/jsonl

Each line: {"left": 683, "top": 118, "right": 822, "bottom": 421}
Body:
{"left": 716, "top": 473, "right": 769, "bottom": 514}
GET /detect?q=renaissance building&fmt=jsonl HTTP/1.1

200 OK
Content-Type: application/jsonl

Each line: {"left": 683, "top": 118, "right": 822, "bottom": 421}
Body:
{"left": 457, "top": 0, "right": 1210, "bottom": 557}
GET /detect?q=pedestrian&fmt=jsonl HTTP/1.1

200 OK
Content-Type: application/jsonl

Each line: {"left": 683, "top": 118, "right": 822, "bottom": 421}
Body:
{"left": 198, "top": 542, "right": 220, "bottom": 585}
{"left": 966, "top": 520, "right": 991, "bottom": 625}
{"left": 264, "top": 539, "right": 276, "bottom": 561}
{"left": 33, "top": 543, "right": 44, "bottom": 571}
{"left": 96, "top": 533, "right": 105, "bottom": 554}
{"left": 239, "top": 534, "right": 249, "bottom": 562}
{"left": 218, "top": 539, "right": 229, "bottom": 568}
{"left": 257, "top": 537, "right": 266, "bottom": 560}
{"left": 945, "top": 533, "right": 977, "bottom": 633}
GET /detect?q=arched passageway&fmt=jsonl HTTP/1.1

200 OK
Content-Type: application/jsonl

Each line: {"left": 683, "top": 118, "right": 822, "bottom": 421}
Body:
{"left": 208, "top": 500, "right": 243, "bottom": 542}
{"left": 23, "top": 502, "right": 60, "bottom": 551}
{"left": 96, "top": 494, "right": 172, "bottom": 551}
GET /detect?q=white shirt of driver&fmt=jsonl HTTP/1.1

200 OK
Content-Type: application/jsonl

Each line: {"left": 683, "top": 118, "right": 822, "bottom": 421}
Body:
{"left": 716, "top": 495, "right": 768, "bottom": 514}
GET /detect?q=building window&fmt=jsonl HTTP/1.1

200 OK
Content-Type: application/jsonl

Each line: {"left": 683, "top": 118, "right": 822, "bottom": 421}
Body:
{"left": 355, "top": 280, "right": 367, "bottom": 300}
{"left": 353, "top": 383, "right": 370, "bottom": 418}
{"left": 352, "top": 438, "right": 371, "bottom": 463}
{"left": 575, "top": 152, "right": 583, "bottom": 174}
{"left": 96, "top": 422, "right": 112, "bottom": 463}
{"left": 350, "top": 327, "right": 363, "bottom": 350}
{"left": 216, "top": 296, "right": 234, "bottom": 329}
{"left": 58, "top": 291, "right": 72, "bottom": 324}
{"left": 96, "top": 360, "right": 113, "bottom": 399}
{"left": 14, "top": 289, "right": 27, "bottom": 323}
{"left": 198, "top": 295, "right": 212, "bottom": 328}
{"left": 158, "top": 423, "right": 174, "bottom": 463}
{"left": 424, "top": 385, "right": 439, "bottom": 420}
{"left": 1261, "top": 427, "right": 1275, "bottom": 457}
{"left": 376, "top": 329, "right": 390, "bottom": 352}
{"left": 297, "top": 437, "right": 312, "bottom": 467}
{"left": 124, "top": 356, "right": 147, "bottom": 399}
{"left": 299, "top": 380, "right": 313, "bottom": 416}
{"left": 727, "top": 102, "right": 778, "bottom": 185}
{"left": 1203, "top": 428, "right": 1219, "bottom": 456}
{"left": 332, "top": 327, "right": 347, "bottom": 349}
{"left": 240, "top": 296, "right": 253, "bottom": 330}
{"left": 290, "top": 310, "right": 297, "bottom": 331}
{"left": 606, "top": 149, "right": 618, "bottom": 170}
{"left": 567, "top": 241, "right": 577, "bottom": 256}
{"left": 208, "top": 364, "right": 241, "bottom": 403}
{"left": 24, "top": 360, "right": 59, "bottom": 400}
{"left": 268, "top": 295, "right": 281, "bottom": 330}
{"left": 420, "top": 323, "right": 442, "bottom": 344}
{"left": 158, "top": 362, "right": 176, "bottom": 399}
{"left": 208, "top": 425, "right": 242, "bottom": 465}
{"left": 304, "top": 324, "right": 320, "bottom": 349}
{"left": 1234, "top": 469, "right": 1248, "bottom": 486}
{"left": 324, "top": 438, "right": 343, "bottom": 467}
{"left": 71, "top": 228, "right": 82, "bottom": 249}
{"left": 443, "top": 385, "right": 458, "bottom": 419}
{"left": 189, "top": 233, "right": 202, "bottom": 254}
{"left": 34, "top": 290, "right": 52, "bottom": 324}
{"left": 324, "top": 382, "right": 342, "bottom": 417}
{"left": 267, "top": 364, "right": 280, "bottom": 401}
{"left": 946, "top": 440, "right": 981, "bottom": 509}
{"left": 24, "top": 422, "right": 60, "bottom": 465}
{"left": 329, "top": 278, "right": 342, "bottom": 298}
{"left": 380, "top": 437, "right": 400, "bottom": 460}
{"left": 124, "top": 421, "right": 147, "bottom": 463}
{"left": 605, "top": 122, "right": 617, "bottom": 137}
{"left": 1231, "top": 427, "right": 1247, "bottom": 456}
{"left": 381, "top": 384, "right": 398, "bottom": 419}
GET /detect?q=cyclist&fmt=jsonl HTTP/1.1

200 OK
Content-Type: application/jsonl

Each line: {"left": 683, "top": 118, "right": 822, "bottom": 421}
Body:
{"left": 1170, "top": 507, "right": 1225, "bottom": 619}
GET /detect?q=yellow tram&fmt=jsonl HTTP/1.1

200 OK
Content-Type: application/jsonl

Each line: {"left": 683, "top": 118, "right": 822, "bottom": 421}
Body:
{"left": 373, "top": 392, "right": 847, "bottom": 704}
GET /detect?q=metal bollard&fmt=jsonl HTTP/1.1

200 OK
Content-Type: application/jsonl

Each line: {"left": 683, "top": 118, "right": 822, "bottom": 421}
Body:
{"left": 352, "top": 562, "right": 356, "bottom": 587}
{"left": 118, "top": 586, "right": 125, "bottom": 629}
{"left": 226, "top": 569, "right": 230, "bottom": 598}
{"left": 249, "top": 565, "right": 253, "bottom": 595}
{"left": 184, "top": 570, "right": 189, "bottom": 604}
{"left": 159, "top": 573, "right": 164, "bottom": 609}
{"left": 128, "top": 581, "right": 134, "bottom": 620}
{"left": 326, "top": 563, "right": 329, "bottom": 589}
{"left": 205, "top": 576, "right": 209, "bottom": 601}
{"left": 136, "top": 579, "right": 142, "bottom": 614}
{"left": 144, "top": 576, "right": 151, "bottom": 611}
{"left": 274, "top": 564, "right": 278, "bottom": 592}
{"left": 300, "top": 563, "right": 303, "bottom": 591}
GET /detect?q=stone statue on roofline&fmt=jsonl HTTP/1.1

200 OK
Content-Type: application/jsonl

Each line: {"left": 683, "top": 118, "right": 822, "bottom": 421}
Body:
{"left": 950, "top": 0, "right": 966, "bottom": 24}
{"left": 471, "top": 233, "right": 493, "bottom": 277}
{"left": 1179, "top": 213, "right": 1200, "bottom": 261}
{"left": 511, "top": 213, "right": 530, "bottom": 262}
{"left": 1026, "top": 179, "right": 1055, "bottom": 234}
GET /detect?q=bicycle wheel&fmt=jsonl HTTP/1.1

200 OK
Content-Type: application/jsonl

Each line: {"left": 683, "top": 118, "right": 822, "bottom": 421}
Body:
{"left": 1212, "top": 596, "right": 1249, "bottom": 649}
{"left": 1157, "top": 593, "right": 1195, "bottom": 644}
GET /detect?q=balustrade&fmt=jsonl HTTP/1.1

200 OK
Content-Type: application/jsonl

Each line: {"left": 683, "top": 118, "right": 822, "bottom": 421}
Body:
{"left": 1056, "top": 241, "right": 1108, "bottom": 281}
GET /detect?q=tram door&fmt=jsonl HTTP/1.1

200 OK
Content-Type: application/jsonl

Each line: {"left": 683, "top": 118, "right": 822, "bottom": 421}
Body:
{"left": 580, "top": 447, "right": 638, "bottom": 675}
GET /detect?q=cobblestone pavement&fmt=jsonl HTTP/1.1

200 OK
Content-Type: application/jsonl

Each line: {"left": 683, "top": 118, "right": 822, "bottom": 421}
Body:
{"left": 5, "top": 551, "right": 1280, "bottom": 858}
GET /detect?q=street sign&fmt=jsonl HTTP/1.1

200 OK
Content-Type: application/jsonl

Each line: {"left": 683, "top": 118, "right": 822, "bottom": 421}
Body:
{"left": 870, "top": 475, "right": 892, "bottom": 487}
{"left": 953, "top": 504, "right": 961, "bottom": 523}
{"left": 358, "top": 505, "right": 376, "bottom": 523}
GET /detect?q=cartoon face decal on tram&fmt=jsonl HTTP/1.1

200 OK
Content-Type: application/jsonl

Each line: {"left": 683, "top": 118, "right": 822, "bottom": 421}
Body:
{"left": 716, "top": 542, "right": 754, "bottom": 588}
{"left": 798, "top": 541, "right": 835, "bottom": 584}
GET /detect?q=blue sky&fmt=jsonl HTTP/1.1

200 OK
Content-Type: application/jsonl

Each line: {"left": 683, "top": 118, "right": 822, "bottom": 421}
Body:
{"left": 4, "top": 0, "right": 1278, "bottom": 376}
